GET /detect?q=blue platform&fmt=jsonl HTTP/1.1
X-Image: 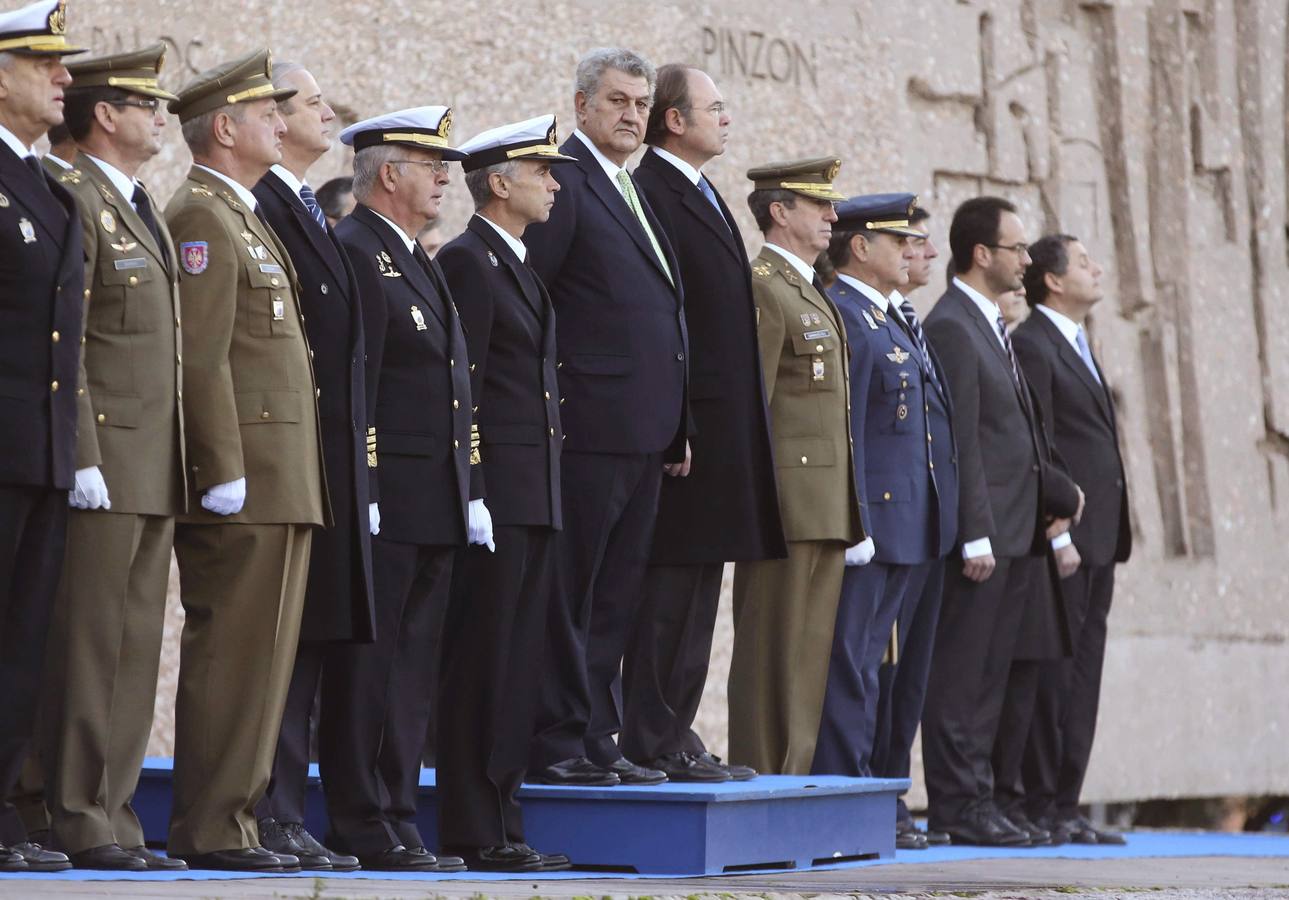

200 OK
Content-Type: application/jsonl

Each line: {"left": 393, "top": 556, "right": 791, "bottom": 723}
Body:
{"left": 133, "top": 758, "right": 905, "bottom": 875}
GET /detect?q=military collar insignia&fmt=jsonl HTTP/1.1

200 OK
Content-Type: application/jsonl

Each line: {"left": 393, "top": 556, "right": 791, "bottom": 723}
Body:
{"left": 487, "top": 250, "right": 498, "bottom": 267}
{"left": 0, "top": 192, "right": 9, "bottom": 208}
{"left": 58, "top": 168, "right": 83, "bottom": 185}
{"left": 377, "top": 250, "right": 402, "bottom": 278}
{"left": 862, "top": 310, "right": 879, "bottom": 330}
{"left": 219, "top": 190, "right": 243, "bottom": 212}
{"left": 751, "top": 260, "right": 772, "bottom": 278}
{"left": 190, "top": 183, "right": 214, "bottom": 198}
{"left": 870, "top": 304, "right": 887, "bottom": 323}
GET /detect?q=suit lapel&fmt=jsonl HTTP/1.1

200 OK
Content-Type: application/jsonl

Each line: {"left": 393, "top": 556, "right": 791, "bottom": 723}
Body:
{"left": 75, "top": 154, "right": 169, "bottom": 272}
{"left": 0, "top": 144, "right": 67, "bottom": 244}
{"left": 1036, "top": 310, "right": 1115, "bottom": 425}
{"left": 950, "top": 286, "right": 1033, "bottom": 413}
{"left": 642, "top": 149, "right": 742, "bottom": 264}
{"left": 760, "top": 246, "right": 837, "bottom": 328}
{"left": 469, "top": 215, "right": 542, "bottom": 319}
{"left": 354, "top": 206, "right": 447, "bottom": 329}
{"left": 263, "top": 171, "right": 350, "bottom": 293}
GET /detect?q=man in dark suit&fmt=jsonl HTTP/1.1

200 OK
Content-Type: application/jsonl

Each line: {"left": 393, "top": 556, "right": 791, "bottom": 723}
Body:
{"left": 868, "top": 205, "right": 959, "bottom": 849}
{"left": 813, "top": 195, "right": 953, "bottom": 810}
{"left": 434, "top": 114, "right": 575, "bottom": 873}
{"left": 250, "top": 63, "right": 370, "bottom": 873}
{"left": 325, "top": 107, "right": 483, "bottom": 872}
{"left": 525, "top": 48, "right": 689, "bottom": 787}
{"left": 1013, "top": 234, "right": 1131, "bottom": 845}
{"left": 921, "top": 196, "right": 1082, "bottom": 846}
{"left": 623, "top": 64, "right": 784, "bottom": 783}
{"left": 0, "top": 0, "right": 84, "bottom": 872}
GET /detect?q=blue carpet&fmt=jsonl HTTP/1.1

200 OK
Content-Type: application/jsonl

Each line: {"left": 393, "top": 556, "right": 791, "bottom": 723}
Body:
{"left": 0, "top": 831, "right": 1286, "bottom": 882}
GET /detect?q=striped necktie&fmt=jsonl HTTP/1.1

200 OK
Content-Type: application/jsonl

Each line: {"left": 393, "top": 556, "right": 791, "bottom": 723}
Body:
{"left": 896, "top": 297, "right": 941, "bottom": 395}
{"left": 995, "top": 311, "right": 1023, "bottom": 388}
{"left": 299, "top": 183, "right": 327, "bottom": 231}
{"left": 616, "top": 169, "right": 673, "bottom": 286}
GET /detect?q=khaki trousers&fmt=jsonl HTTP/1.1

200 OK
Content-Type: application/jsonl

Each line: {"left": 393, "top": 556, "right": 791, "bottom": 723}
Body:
{"left": 45, "top": 511, "right": 174, "bottom": 854}
{"left": 728, "top": 540, "right": 846, "bottom": 775}
{"left": 168, "top": 522, "right": 311, "bottom": 856}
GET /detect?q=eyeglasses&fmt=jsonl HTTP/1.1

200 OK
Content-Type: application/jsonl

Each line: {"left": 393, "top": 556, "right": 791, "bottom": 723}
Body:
{"left": 700, "top": 101, "right": 727, "bottom": 116}
{"left": 107, "top": 98, "right": 161, "bottom": 112}
{"left": 389, "top": 159, "right": 449, "bottom": 176}
{"left": 986, "top": 242, "right": 1030, "bottom": 256}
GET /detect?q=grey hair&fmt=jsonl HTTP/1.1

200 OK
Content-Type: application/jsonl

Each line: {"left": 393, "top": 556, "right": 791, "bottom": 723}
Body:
{"left": 464, "top": 160, "right": 520, "bottom": 211}
{"left": 352, "top": 144, "right": 403, "bottom": 201}
{"left": 271, "top": 60, "right": 306, "bottom": 114}
{"left": 180, "top": 103, "right": 245, "bottom": 156}
{"left": 0, "top": 51, "right": 15, "bottom": 71}
{"left": 574, "top": 47, "right": 656, "bottom": 100}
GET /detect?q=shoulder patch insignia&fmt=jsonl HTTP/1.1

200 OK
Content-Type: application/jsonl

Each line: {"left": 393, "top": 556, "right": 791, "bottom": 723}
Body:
{"left": 180, "top": 241, "right": 209, "bottom": 275}
{"left": 752, "top": 260, "right": 772, "bottom": 278}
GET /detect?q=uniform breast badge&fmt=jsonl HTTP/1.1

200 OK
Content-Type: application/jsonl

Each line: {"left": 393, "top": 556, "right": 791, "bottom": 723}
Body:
{"left": 99, "top": 209, "right": 116, "bottom": 233}
{"left": 19, "top": 218, "right": 35, "bottom": 243}
{"left": 377, "top": 251, "right": 402, "bottom": 278}
{"left": 410, "top": 305, "right": 427, "bottom": 330}
{"left": 871, "top": 306, "right": 887, "bottom": 323}
{"left": 897, "top": 403, "right": 909, "bottom": 420}
{"left": 487, "top": 250, "right": 498, "bottom": 267}
{"left": 180, "top": 241, "right": 208, "bottom": 275}
{"left": 886, "top": 346, "right": 910, "bottom": 364}
{"left": 110, "top": 237, "right": 138, "bottom": 253}
{"left": 271, "top": 298, "right": 285, "bottom": 320}
{"left": 812, "top": 356, "right": 826, "bottom": 381}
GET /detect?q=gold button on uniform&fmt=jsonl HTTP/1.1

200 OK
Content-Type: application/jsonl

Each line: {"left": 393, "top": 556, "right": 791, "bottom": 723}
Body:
{"left": 50, "top": 380, "right": 59, "bottom": 392}
{"left": 452, "top": 399, "right": 459, "bottom": 409}
{"left": 449, "top": 358, "right": 455, "bottom": 367}
{"left": 261, "top": 410, "right": 270, "bottom": 419}
{"left": 453, "top": 439, "right": 459, "bottom": 448}
{"left": 815, "top": 344, "right": 823, "bottom": 352}
{"left": 83, "top": 288, "right": 91, "bottom": 299}
{"left": 544, "top": 391, "right": 550, "bottom": 400}
{"left": 800, "top": 455, "right": 808, "bottom": 464}
{"left": 127, "top": 275, "right": 138, "bottom": 287}
{"left": 96, "top": 413, "right": 105, "bottom": 424}
{"left": 883, "top": 491, "right": 892, "bottom": 501}
{"left": 51, "top": 331, "right": 60, "bottom": 343}
{"left": 549, "top": 427, "right": 555, "bottom": 436}
{"left": 270, "top": 277, "right": 280, "bottom": 286}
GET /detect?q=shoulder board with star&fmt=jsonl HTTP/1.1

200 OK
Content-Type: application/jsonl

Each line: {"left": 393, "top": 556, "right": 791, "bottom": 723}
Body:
{"left": 751, "top": 260, "right": 772, "bottom": 279}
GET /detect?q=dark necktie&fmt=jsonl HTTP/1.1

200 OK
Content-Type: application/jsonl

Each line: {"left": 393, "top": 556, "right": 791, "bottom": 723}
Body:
{"left": 896, "top": 297, "right": 942, "bottom": 395}
{"left": 697, "top": 176, "right": 730, "bottom": 231}
{"left": 299, "top": 183, "right": 327, "bottom": 231}
{"left": 131, "top": 183, "right": 163, "bottom": 249}
{"left": 25, "top": 155, "right": 51, "bottom": 193}
{"left": 994, "top": 311, "right": 1022, "bottom": 386}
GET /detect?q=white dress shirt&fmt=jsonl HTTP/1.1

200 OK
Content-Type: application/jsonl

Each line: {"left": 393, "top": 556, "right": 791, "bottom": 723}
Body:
{"left": 269, "top": 163, "right": 309, "bottom": 204}
{"left": 650, "top": 146, "right": 701, "bottom": 186}
{"left": 370, "top": 210, "right": 416, "bottom": 253}
{"left": 1034, "top": 303, "right": 1082, "bottom": 355}
{"left": 836, "top": 272, "right": 890, "bottom": 311}
{"left": 0, "top": 122, "right": 34, "bottom": 160}
{"left": 476, "top": 213, "right": 527, "bottom": 262}
{"left": 762, "top": 243, "right": 817, "bottom": 285}
{"left": 194, "top": 164, "right": 259, "bottom": 212}
{"left": 573, "top": 129, "right": 629, "bottom": 188}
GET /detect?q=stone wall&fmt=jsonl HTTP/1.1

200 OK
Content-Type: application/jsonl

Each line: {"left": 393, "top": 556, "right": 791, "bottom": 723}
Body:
{"left": 70, "top": 0, "right": 1289, "bottom": 804}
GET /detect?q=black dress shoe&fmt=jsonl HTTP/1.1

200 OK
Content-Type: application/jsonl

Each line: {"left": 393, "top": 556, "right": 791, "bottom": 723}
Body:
{"left": 696, "top": 752, "right": 757, "bottom": 781}
{"left": 1003, "top": 809, "right": 1052, "bottom": 846}
{"left": 11, "top": 842, "right": 72, "bottom": 872}
{"left": 895, "top": 820, "right": 929, "bottom": 850}
{"left": 0, "top": 845, "right": 28, "bottom": 872}
{"left": 604, "top": 757, "right": 667, "bottom": 785}
{"left": 123, "top": 846, "right": 188, "bottom": 870}
{"left": 259, "top": 817, "right": 328, "bottom": 870}
{"left": 644, "top": 751, "right": 730, "bottom": 783}
{"left": 511, "top": 842, "right": 572, "bottom": 871}
{"left": 446, "top": 844, "right": 540, "bottom": 872}
{"left": 282, "top": 822, "right": 359, "bottom": 870}
{"left": 935, "top": 806, "right": 1030, "bottom": 847}
{"left": 1068, "top": 814, "right": 1126, "bottom": 845}
{"left": 175, "top": 847, "right": 293, "bottom": 871}
{"left": 407, "top": 845, "right": 467, "bottom": 872}
{"left": 69, "top": 843, "right": 148, "bottom": 871}
{"left": 528, "top": 756, "right": 620, "bottom": 786}
{"left": 357, "top": 845, "right": 439, "bottom": 872}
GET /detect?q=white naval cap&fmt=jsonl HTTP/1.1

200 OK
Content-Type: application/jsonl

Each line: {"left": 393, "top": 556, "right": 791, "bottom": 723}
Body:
{"left": 0, "top": 0, "right": 85, "bottom": 55}
{"left": 457, "top": 114, "right": 577, "bottom": 173}
{"left": 338, "top": 105, "right": 467, "bottom": 160}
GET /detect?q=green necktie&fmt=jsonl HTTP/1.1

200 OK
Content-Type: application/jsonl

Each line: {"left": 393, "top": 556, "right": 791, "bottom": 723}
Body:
{"left": 616, "top": 169, "right": 673, "bottom": 286}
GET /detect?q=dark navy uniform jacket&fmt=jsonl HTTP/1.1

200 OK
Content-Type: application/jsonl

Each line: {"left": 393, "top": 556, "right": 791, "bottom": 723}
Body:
{"left": 0, "top": 143, "right": 84, "bottom": 490}
{"left": 829, "top": 276, "right": 958, "bottom": 564}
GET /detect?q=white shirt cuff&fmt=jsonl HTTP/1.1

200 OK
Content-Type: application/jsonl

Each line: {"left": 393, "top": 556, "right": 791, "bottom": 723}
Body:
{"left": 962, "top": 537, "right": 993, "bottom": 559}
{"left": 1051, "top": 531, "right": 1073, "bottom": 550}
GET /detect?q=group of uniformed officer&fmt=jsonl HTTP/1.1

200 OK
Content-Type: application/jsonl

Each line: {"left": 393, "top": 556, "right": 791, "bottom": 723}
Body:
{"left": 0, "top": 0, "right": 1132, "bottom": 875}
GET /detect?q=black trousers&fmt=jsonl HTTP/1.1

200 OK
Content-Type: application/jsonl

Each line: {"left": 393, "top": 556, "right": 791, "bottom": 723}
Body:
{"left": 922, "top": 555, "right": 1036, "bottom": 825}
{"left": 0, "top": 485, "right": 67, "bottom": 846}
{"left": 811, "top": 561, "right": 910, "bottom": 776}
{"left": 438, "top": 526, "right": 555, "bottom": 850}
{"left": 257, "top": 642, "right": 326, "bottom": 825}
{"left": 1023, "top": 563, "right": 1116, "bottom": 821}
{"left": 871, "top": 559, "right": 942, "bottom": 822}
{"left": 323, "top": 540, "right": 454, "bottom": 855}
{"left": 620, "top": 562, "right": 723, "bottom": 762}
{"left": 531, "top": 451, "right": 662, "bottom": 769}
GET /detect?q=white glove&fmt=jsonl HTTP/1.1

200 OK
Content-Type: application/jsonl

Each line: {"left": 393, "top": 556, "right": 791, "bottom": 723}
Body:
{"left": 369, "top": 502, "right": 381, "bottom": 536}
{"left": 201, "top": 476, "right": 246, "bottom": 516}
{"left": 844, "top": 536, "right": 876, "bottom": 567}
{"left": 69, "top": 465, "right": 111, "bottom": 510}
{"left": 467, "top": 498, "right": 495, "bottom": 552}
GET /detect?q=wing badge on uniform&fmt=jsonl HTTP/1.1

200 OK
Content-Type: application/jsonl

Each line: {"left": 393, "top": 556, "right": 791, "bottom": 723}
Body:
{"left": 886, "top": 346, "right": 910, "bottom": 364}
{"left": 180, "top": 241, "right": 208, "bottom": 275}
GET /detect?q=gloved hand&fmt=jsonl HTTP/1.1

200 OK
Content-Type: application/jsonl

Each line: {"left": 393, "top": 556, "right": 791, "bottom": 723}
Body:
{"left": 201, "top": 477, "right": 246, "bottom": 516}
{"left": 69, "top": 465, "right": 111, "bottom": 510}
{"left": 369, "top": 502, "right": 381, "bottom": 536}
{"left": 844, "top": 536, "right": 876, "bottom": 567}
{"left": 468, "top": 498, "right": 495, "bottom": 552}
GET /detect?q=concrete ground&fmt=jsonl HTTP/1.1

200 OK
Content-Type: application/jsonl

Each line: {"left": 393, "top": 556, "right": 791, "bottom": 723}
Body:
{"left": 3, "top": 856, "right": 1289, "bottom": 898}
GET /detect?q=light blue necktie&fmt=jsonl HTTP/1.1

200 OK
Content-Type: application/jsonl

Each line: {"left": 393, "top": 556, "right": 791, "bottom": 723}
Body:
{"left": 1075, "top": 326, "right": 1102, "bottom": 384}
{"left": 697, "top": 176, "right": 729, "bottom": 231}
{"left": 299, "top": 183, "right": 327, "bottom": 231}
